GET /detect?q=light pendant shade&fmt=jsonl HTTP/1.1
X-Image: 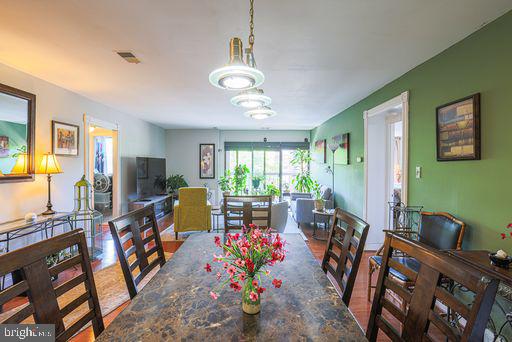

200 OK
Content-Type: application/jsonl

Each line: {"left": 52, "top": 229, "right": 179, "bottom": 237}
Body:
{"left": 37, "top": 153, "right": 63, "bottom": 174}
{"left": 231, "top": 88, "right": 271, "bottom": 109}
{"left": 209, "top": 38, "right": 264, "bottom": 90}
{"left": 10, "top": 153, "right": 29, "bottom": 174}
{"left": 244, "top": 106, "right": 276, "bottom": 120}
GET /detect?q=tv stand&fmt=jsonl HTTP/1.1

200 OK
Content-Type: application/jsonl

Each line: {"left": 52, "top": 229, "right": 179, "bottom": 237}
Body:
{"left": 129, "top": 194, "right": 173, "bottom": 220}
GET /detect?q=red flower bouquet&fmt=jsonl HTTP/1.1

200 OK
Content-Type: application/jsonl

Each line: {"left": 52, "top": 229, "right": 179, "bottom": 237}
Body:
{"left": 205, "top": 224, "right": 287, "bottom": 314}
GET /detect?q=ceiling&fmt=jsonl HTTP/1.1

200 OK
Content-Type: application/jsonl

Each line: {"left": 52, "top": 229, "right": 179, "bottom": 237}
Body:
{"left": 0, "top": 1, "right": 510, "bottom": 130}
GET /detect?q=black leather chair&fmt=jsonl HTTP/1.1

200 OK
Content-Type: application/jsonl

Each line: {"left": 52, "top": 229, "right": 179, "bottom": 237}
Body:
{"left": 367, "top": 211, "right": 466, "bottom": 302}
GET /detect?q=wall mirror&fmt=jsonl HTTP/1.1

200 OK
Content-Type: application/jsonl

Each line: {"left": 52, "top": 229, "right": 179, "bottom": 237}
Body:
{"left": 0, "top": 83, "right": 35, "bottom": 183}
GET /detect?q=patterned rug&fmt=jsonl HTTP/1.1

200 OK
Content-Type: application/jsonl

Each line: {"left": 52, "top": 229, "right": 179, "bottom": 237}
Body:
{"left": 0, "top": 253, "right": 171, "bottom": 329}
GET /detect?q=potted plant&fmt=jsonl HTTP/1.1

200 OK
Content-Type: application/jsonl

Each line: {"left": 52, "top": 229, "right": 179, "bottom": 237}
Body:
{"left": 218, "top": 170, "right": 233, "bottom": 196}
{"left": 166, "top": 174, "right": 189, "bottom": 195}
{"left": 251, "top": 175, "right": 265, "bottom": 191}
{"left": 264, "top": 183, "right": 281, "bottom": 202}
{"left": 312, "top": 181, "right": 325, "bottom": 211}
{"left": 233, "top": 164, "right": 250, "bottom": 195}
{"left": 291, "top": 149, "right": 314, "bottom": 193}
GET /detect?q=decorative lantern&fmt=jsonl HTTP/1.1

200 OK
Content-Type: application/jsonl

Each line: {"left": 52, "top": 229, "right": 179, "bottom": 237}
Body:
{"left": 70, "top": 175, "right": 103, "bottom": 258}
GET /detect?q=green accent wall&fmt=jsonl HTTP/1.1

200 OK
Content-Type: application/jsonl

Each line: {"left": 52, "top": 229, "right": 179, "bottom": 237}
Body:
{"left": 311, "top": 10, "right": 512, "bottom": 251}
{"left": 0, "top": 120, "right": 27, "bottom": 174}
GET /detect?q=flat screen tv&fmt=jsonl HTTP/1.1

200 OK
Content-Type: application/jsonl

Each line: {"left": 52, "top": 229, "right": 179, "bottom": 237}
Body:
{"left": 136, "top": 157, "right": 166, "bottom": 198}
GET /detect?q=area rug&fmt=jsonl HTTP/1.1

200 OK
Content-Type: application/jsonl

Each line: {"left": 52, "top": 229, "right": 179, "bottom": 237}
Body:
{"left": 0, "top": 253, "right": 171, "bottom": 329}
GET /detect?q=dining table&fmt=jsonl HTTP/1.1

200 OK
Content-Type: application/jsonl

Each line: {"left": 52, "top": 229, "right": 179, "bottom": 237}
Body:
{"left": 96, "top": 233, "right": 366, "bottom": 341}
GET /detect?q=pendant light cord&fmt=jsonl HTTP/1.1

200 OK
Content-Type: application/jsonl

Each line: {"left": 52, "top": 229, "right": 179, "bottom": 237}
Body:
{"left": 248, "top": 0, "right": 255, "bottom": 51}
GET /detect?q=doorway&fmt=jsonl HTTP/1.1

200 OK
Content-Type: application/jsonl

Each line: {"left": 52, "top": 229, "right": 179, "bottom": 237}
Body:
{"left": 84, "top": 115, "right": 120, "bottom": 221}
{"left": 363, "top": 91, "right": 409, "bottom": 250}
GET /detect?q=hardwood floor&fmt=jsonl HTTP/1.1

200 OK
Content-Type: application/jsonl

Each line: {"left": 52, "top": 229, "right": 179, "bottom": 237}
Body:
{"left": 70, "top": 217, "right": 384, "bottom": 341}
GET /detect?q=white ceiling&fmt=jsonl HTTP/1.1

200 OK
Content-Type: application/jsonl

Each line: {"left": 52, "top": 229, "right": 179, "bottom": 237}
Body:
{"left": 0, "top": 1, "right": 510, "bottom": 130}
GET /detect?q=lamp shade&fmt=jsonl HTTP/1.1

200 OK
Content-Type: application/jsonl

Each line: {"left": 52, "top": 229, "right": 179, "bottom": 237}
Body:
{"left": 10, "top": 153, "right": 29, "bottom": 174}
{"left": 37, "top": 153, "right": 63, "bottom": 174}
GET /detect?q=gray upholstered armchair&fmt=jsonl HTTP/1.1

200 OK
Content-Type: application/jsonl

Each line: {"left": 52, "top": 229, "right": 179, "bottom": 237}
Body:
{"left": 291, "top": 186, "right": 334, "bottom": 227}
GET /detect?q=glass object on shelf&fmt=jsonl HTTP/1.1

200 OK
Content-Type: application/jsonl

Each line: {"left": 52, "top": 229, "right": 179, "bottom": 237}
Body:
{"left": 70, "top": 175, "right": 103, "bottom": 259}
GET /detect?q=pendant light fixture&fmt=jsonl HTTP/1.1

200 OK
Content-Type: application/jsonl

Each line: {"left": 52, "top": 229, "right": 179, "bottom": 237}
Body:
{"left": 231, "top": 88, "right": 271, "bottom": 108}
{"left": 244, "top": 106, "right": 276, "bottom": 120}
{"left": 209, "top": 0, "right": 264, "bottom": 91}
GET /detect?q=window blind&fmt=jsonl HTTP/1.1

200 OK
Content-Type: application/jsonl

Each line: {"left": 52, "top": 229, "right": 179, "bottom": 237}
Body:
{"left": 224, "top": 141, "right": 309, "bottom": 151}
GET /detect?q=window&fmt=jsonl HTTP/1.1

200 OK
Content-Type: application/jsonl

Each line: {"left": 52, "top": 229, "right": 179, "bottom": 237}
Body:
{"left": 224, "top": 142, "right": 309, "bottom": 197}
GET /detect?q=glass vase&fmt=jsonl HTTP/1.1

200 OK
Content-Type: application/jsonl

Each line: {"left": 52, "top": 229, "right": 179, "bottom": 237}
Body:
{"left": 242, "top": 277, "right": 261, "bottom": 314}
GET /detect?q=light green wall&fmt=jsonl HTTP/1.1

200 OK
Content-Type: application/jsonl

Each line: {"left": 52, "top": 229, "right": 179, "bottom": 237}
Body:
{"left": 311, "top": 10, "right": 512, "bottom": 251}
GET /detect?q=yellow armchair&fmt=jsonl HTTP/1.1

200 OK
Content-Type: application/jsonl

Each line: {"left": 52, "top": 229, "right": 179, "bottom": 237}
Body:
{"left": 173, "top": 187, "right": 211, "bottom": 239}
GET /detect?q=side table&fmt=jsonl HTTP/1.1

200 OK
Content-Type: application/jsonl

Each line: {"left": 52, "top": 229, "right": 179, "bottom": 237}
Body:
{"left": 312, "top": 209, "right": 335, "bottom": 241}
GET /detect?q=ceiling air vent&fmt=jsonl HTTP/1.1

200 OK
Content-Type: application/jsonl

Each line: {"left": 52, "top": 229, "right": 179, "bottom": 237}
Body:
{"left": 116, "top": 51, "right": 140, "bottom": 64}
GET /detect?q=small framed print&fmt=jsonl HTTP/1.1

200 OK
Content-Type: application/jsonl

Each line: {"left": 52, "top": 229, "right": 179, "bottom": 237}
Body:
{"left": 314, "top": 139, "right": 326, "bottom": 164}
{"left": 200, "top": 143, "right": 215, "bottom": 179}
{"left": 52, "top": 121, "right": 79, "bottom": 156}
{"left": 436, "top": 93, "right": 480, "bottom": 161}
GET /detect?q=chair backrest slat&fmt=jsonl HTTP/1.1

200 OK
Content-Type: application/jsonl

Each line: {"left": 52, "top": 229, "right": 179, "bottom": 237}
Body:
{"left": 223, "top": 195, "right": 272, "bottom": 232}
{"left": 0, "top": 229, "right": 104, "bottom": 341}
{"left": 321, "top": 208, "right": 369, "bottom": 306}
{"left": 366, "top": 232, "right": 499, "bottom": 342}
{"left": 109, "top": 204, "right": 166, "bottom": 299}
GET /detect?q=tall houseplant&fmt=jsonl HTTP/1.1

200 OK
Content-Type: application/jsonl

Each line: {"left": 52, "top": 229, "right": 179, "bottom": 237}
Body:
{"left": 291, "top": 149, "right": 314, "bottom": 193}
{"left": 233, "top": 164, "right": 250, "bottom": 195}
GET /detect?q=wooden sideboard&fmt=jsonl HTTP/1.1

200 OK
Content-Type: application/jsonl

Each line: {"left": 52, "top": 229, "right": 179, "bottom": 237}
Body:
{"left": 128, "top": 194, "right": 173, "bottom": 220}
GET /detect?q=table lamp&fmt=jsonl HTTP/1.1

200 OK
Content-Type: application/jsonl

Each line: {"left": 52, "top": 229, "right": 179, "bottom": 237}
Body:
{"left": 37, "top": 153, "right": 63, "bottom": 215}
{"left": 10, "top": 153, "right": 29, "bottom": 174}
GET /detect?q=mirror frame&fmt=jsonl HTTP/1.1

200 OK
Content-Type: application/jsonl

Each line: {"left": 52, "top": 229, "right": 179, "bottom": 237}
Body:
{"left": 0, "top": 82, "right": 36, "bottom": 183}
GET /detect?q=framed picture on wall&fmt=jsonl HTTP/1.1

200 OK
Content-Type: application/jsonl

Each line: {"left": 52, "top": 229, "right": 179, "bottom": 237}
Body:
{"left": 333, "top": 133, "right": 349, "bottom": 165}
{"left": 52, "top": 120, "right": 79, "bottom": 156}
{"left": 200, "top": 143, "right": 215, "bottom": 179}
{"left": 436, "top": 93, "right": 480, "bottom": 161}
{"left": 314, "top": 139, "right": 326, "bottom": 163}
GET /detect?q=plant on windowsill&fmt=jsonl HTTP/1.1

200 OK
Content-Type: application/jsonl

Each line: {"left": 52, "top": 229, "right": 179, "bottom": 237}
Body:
{"left": 233, "top": 164, "right": 250, "bottom": 195}
{"left": 251, "top": 175, "right": 265, "bottom": 191}
{"left": 264, "top": 183, "right": 281, "bottom": 202}
{"left": 312, "top": 181, "right": 325, "bottom": 212}
{"left": 218, "top": 170, "right": 233, "bottom": 196}
{"left": 290, "top": 149, "right": 314, "bottom": 193}
{"left": 166, "top": 174, "right": 189, "bottom": 195}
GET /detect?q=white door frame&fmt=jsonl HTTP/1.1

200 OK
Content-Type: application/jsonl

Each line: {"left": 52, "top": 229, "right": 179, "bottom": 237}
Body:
{"left": 83, "top": 114, "right": 121, "bottom": 217}
{"left": 363, "top": 91, "right": 409, "bottom": 220}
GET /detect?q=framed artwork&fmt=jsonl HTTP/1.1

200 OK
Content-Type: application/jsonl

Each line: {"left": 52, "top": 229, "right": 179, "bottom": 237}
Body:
{"left": 0, "top": 136, "right": 8, "bottom": 157}
{"left": 314, "top": 139, "right": 326, "bottom": 163}
{"left": 436, "top": 93, "right": 480, "bottom": 161}
{"left": 333, "top": 133, "right": 349, "bottom": 165}
{"left": 200, "top": 143, "right": 215, "bottom": 179}
{"left": 52, "top": 120, "right": 79, "bottom": 156}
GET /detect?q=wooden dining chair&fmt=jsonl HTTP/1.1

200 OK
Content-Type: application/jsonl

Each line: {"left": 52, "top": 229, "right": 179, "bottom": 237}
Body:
{"left": 223, "top": 195, "right": 272, "bottom": 232}
{"left": 367, "top": 211, "right": 466, "bottom": 302}
{"left": 321, "top": 208, "right": 369, "bottom": 306}
{"left": 0, "top": 229, "right": 104, "bottom": 341}
{"left": 109, "top": 204, "right": 166, "bottom": 299}
{"left": 367, "top": 232, "right": 499, "bottom": 341}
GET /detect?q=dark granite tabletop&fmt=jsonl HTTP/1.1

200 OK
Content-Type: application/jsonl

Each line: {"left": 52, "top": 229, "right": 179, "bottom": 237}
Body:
{"left": 96, "top": 233, "right": 366, "bottom": 341}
